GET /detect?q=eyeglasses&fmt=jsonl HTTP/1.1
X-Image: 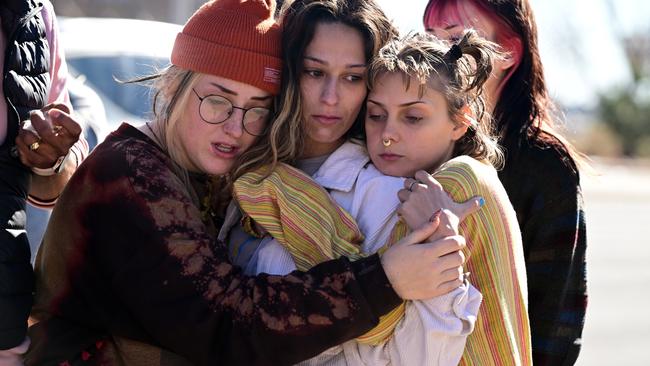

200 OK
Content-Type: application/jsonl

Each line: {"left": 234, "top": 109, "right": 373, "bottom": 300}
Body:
{"left": 192, "top": 89, "right": 270, "bottom": 136}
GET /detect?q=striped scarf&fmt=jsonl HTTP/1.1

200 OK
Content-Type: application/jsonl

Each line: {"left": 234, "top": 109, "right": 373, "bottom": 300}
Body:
{"left": 234, "top": 157, "right": 532, "bottom": 364}
{"left": 233, "top": 163, "right": 405, "bottom": 345}
{"left": 433, "top": 157, "right": 532, "bottom": 365}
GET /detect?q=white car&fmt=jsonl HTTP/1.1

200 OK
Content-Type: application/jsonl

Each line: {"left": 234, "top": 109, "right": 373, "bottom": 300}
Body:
{"left": 59, "top": 16, "right": 181, "bottom": 145}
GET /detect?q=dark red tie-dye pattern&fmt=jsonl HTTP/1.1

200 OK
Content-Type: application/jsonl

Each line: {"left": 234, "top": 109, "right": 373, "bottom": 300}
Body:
{"left": 26, "top": 124, "right": 400, "bottom": 366}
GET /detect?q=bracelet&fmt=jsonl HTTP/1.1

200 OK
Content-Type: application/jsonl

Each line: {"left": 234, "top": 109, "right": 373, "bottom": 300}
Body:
{"left": 31, "top": 151, "right": 71, "bottom": 177}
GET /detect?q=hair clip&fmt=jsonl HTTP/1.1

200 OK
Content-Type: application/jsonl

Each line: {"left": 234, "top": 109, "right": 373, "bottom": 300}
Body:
{"left": 445, "top": 44, "right": 463, "bottom": 63}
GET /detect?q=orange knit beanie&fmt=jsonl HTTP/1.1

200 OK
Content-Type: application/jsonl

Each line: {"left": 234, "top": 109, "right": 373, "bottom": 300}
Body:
{"left": 171, "top": 0, "right": 282, "bottom": 95}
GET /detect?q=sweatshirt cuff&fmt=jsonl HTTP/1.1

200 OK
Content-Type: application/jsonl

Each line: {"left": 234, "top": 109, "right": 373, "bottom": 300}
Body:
{"left": 350, "top": 253, "right": 402, "bottom": 318}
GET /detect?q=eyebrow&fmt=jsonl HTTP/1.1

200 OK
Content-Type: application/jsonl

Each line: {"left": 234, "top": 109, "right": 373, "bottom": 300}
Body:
{"left": 368, "top": 99, "right": 427, "bottom": 107}
{"left": 304, "top": 56, "right": 366, "bottom": 69}
{"left": 444, "top": 24, "right": 460, "bottom": 31}
{"left": 209, "top": 82, "right": 272, "bottom": 101}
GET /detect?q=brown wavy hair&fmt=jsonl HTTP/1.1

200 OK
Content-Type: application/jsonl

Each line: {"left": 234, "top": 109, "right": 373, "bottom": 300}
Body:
{"left": 232, "top": 0, "right": 398, "bottom": 179}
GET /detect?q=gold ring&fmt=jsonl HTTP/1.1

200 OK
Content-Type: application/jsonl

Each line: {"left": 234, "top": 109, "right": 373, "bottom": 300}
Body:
{"left": 29, "top": 141, "right": 40, "bottom": 151}
{"left": 382, "top": 138, "right": 392, "bottom": 147}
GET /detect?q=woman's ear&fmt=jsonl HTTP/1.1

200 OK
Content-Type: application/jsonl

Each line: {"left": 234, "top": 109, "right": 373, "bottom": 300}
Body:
{"left": 497, "top": 36, "right": 522, "bottom": 72}
{"left": 450, "top": 104, "right": 472, "bottom": 141}
{"left": 451, "top": 122, "right": 469, "bottom": 141}
{"left": 496, "top": 51, "right": 517, "bottom": 72}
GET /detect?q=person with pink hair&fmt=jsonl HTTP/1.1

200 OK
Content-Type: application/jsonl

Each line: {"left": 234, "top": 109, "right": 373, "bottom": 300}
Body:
{"left": 415, "top": 0, "right": 588, "bottom": 364}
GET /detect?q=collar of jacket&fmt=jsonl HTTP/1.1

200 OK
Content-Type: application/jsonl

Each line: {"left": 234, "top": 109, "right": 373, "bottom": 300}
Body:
{"left": 312, "top": 140, "right": 370, "bottom": 193}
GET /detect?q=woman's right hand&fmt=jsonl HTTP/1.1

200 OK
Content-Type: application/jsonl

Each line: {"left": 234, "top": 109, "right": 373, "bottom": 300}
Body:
{"left": 381, "top": 210, "right": 465, "bottom": 300}
{"left": 397, "top": 170, "right": 483, "bottom": 231}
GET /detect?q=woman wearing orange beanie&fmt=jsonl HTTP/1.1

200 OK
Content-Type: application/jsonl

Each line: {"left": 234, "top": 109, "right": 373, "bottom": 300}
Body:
{"left": 25, "top": 1, "right": 467, "bottom": 365}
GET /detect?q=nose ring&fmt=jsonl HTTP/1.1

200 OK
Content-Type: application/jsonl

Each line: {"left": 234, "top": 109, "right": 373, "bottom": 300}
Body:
{"left": 382, "top": 138, "right": 392, "bottom": 147}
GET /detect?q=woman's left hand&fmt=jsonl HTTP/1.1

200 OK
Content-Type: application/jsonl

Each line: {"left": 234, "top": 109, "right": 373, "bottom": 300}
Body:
{"left": 397, "top": 170, "right": 484, "bottom": 231}
{"left": 14, "top": 103, "right": 81, "bottom": 170}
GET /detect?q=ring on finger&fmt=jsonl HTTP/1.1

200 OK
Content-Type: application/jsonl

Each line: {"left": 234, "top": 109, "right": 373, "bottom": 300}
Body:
{"left": 429, "top": 209, "right": 442, "bottom": 223}
{"left": 408, "top": 180, "right": 417, "bottom": 192}
{"left": 29, "top": 141, "right": 40, "bottom": 151}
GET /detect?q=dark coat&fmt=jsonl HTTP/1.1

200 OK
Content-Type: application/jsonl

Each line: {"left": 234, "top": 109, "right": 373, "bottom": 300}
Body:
{"left": 0, "top": 0, "right": 50, "bottom": 350}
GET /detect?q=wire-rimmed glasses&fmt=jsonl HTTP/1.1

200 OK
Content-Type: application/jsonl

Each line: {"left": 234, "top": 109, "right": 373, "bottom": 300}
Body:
{"left": 192, "top": 88, "right": 270, "bottom": 136}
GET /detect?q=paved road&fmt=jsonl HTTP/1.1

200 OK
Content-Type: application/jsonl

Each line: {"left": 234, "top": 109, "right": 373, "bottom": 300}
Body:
{"left": 576, "top": 159, "right": 650, "bottom": 366}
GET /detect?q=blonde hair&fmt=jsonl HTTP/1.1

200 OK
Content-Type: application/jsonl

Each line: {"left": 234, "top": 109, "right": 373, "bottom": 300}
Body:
{"left": 368, "top": 30, "right": 504, "bottom": 168}
{"left": 146, "top": 66, "right": 198, "bottom": 172}
{"left": 232, "top": 0, "right": 398, "bottom": 179}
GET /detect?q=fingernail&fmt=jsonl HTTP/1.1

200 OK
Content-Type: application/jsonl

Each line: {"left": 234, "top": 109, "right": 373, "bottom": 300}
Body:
{"left": 48, "top": 109, "right": 61, "bottom": 119}
{"left": 30, "top": 109, "right": 43, "bottom": 119}
{"left": 429, "top": 209, "right": 442, "bottom": 222}
{"left": 478, "top": 197, "right": 485, "bottom": 207}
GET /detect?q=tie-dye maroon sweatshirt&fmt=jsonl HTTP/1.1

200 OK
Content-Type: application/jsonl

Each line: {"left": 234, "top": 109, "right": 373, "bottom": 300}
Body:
{"left": 26, "top": 124, "right": 401, "bottom": 366}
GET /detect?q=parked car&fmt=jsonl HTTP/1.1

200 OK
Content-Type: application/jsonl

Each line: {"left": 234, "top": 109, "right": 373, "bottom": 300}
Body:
{"left": 59, "top": 16, "right": 181, "bottom": 141}
{"left": 26, "top": 17, "right": 181, "bottom": 258}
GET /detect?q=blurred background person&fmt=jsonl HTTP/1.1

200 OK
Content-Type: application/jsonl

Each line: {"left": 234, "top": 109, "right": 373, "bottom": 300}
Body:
{"left": 0, "top": 0, "right": 85, "bottom": 363}
{"left": 423, "top": 0, "right": 587, "bottom": 364}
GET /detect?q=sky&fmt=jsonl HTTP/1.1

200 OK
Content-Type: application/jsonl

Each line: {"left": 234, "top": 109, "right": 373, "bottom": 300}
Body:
{"left": 375, "top": 0, "right": 649, "bottom": 109}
